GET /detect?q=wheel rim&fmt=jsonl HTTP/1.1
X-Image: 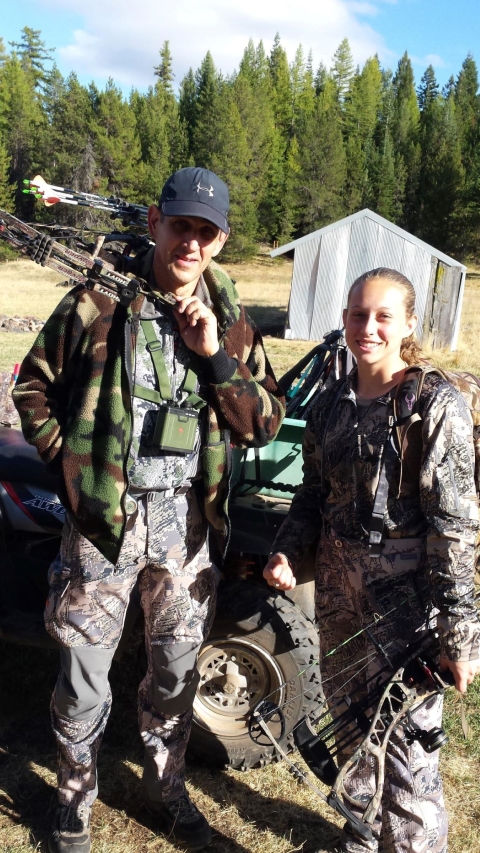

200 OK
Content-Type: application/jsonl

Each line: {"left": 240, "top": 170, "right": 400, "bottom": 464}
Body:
{"left": 193, "top": 637, "right": 286, "bottom": 737}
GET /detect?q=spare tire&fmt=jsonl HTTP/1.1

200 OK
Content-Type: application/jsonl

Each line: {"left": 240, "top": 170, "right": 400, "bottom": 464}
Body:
{"left": 188, "top": 580, "right": 322, "bottom": 770}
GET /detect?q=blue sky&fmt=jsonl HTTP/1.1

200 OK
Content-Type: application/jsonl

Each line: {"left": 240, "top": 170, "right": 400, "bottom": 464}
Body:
{"left": 1, "top": 0, "right": 478, "bottom": 94}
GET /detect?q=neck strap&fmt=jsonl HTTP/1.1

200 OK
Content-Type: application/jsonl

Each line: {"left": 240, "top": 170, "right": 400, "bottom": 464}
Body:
{"left": 133, "top": 319, "right": 205, "bottom": 410}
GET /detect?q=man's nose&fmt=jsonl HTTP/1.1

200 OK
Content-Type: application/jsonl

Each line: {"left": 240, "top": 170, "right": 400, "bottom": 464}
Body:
{"left": 182, "top": 231, "right": 200, "bottom": 250}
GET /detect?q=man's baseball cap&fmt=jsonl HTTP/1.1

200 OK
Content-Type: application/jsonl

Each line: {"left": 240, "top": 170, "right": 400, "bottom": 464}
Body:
{"left": 159, "top": 167, "right": 230, "bottom": 234}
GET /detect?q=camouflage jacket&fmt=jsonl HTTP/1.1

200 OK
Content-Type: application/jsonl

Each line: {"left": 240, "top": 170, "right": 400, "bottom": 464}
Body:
{"left": 13, "top": 255, "right": 285, "bottom": 564}
{"left": 273, "top": 371, "right": 480, "bottom": 660}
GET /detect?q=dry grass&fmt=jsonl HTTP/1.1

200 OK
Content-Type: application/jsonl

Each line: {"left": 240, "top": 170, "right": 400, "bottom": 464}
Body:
{"left": 0, "top": 259, "right": 68, "bottom": 375}
{"left": 0, "top": 641, "right": 342, "bottom": 853}
{"left": 1, "top": 255, "right": 480, "bottom": 852}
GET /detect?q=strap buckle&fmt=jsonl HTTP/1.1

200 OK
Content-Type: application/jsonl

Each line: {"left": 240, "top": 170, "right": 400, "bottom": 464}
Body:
{"left": 146, "top": 339, "right": 163, "bottom": 353}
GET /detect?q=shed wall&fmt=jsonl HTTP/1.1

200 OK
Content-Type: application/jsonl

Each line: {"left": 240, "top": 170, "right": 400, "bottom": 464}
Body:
{"left": 287, "top": 236, "right": 321, "bottom": 340}
{"left": 286, "top": 215, "right": 459, "bottom": 346}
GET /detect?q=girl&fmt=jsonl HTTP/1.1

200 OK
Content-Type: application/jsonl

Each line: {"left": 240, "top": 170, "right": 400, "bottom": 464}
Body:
{"left": 264, "top": 268, "right": 480, "bottom": 853}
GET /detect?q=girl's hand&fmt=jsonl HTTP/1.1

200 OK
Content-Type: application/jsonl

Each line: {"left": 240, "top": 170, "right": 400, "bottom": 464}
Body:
{"left": 439, "top": 655, "right": 480, "bottom": 693}
{"left": 263, "top": 552, "right": 296, "bottom": 591}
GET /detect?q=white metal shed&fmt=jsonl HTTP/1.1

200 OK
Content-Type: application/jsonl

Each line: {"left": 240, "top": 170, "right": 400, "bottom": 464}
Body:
{"left": 271, "top": 209, "right": 467, "bottom": 350}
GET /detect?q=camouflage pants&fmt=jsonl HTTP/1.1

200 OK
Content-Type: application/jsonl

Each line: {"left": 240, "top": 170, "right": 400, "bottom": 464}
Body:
{"left": 45, "top": 487, "right": 219, "bottom": 808}
{"left": 316, "top": 534, "right": 448, "bottom": 853}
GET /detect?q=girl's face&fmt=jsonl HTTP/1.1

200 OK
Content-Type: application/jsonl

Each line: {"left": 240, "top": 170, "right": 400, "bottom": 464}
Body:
{"left": 342, "top": 277, "right": 417, "bottom": 370}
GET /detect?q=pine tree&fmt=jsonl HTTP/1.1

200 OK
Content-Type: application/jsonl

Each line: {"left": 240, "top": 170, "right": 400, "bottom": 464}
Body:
{"left": 238, "top": 39, "right": 257, "bottom": 85}
{"left": 0, "top": 135, "right": 15, "bottom": 212}
{"left": 130, "top": 87, "right": 170, "bottom": 202}
{"left": 42, "top": 63, "right": 65, "bottom": 120}
{"left": 158, "top": 52, "right": 187, "bottom": 171}
{"left": 179, "top": 69, "right": 197, "bottom": 157}
{"left": 9, "top": 26, "right": 54, "bottom": 90}
{"left": 290, "top": 45, "right": 306, "bottom": 134}
{"left": 92, "top": 79, "right": 143, "bottom": 200}
{"left": 391, "top": 52, "right": 420, "bottom": 229}
{"left": 315, "top": 61, "right": 327, "bottom": 95}
{"left": 268, "top": 34, "right": 293, "bottom": 137}
{"left": 418, "top": 65, "right": 439, "bottom": 112}
{"left": 46, "top": 72, "right": 94, "bottom": 188}
{"left": 454, "top": 53, "right": 479, "bottom": 171}
{"left": 373, "top": 129, "right": 402, "bottom": 221}
{"left": 0, "top": 54, "right": 44, "bottom": 213}
{"left": 192, "top": 52, "right": 222, "bottom": 166}
{"left": 233, "top": 55, "right": 275, "bottom": 240}
{"left": 278, "top": 135, "right": 301, "bottom": 241}
{"left": 417, "top": 93, "right": 464, "bottom": 252}
{"left": 295, "top": 77, "right": 346, "bottom": 233}
{"left": 343, "top": 56, "right": 383, "bottom": 212}
{"left": 154, "top": 41, "right": 174, "bottom": 95}
{"left": 331, "top": 38, "right": 355, "bottom": 106}
{"left": 442, "top": 76, "right": 455, "bottom": 99}
{"left": 208, "top": 84, "right": 257, "bottom": 259}
{"left": 254, "top": 41, "right": 270, "bottom": 80}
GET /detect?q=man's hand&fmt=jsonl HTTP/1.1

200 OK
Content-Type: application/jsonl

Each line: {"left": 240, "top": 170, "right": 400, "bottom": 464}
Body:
{"left": 439, "top": 654, "right": 480, "bottom": 693}
{"left": 263, "top": 552, "right": 296, "bottom": 591}
{"left": 174, "top": 296, "right": 219, "bottom": 357}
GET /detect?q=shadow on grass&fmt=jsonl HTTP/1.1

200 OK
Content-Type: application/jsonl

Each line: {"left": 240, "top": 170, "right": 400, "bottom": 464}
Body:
{"left": 0, "top": 638, "right": 339, "bottom": 852}
{"left": 0, "top": 643, "right": 59, "bottom": 849}
{"left": 191, "top": 762, "right": 340, "bottom": 853}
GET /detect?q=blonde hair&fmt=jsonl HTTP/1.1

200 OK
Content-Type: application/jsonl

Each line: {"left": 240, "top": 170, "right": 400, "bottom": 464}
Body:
{"left": 347, "top": 267, "right": 423, "bottom": 366}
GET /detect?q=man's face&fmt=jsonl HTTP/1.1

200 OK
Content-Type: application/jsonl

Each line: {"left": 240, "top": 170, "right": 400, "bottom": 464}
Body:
{"left": 148, "top": 206, "right": 228, "bottom": 295}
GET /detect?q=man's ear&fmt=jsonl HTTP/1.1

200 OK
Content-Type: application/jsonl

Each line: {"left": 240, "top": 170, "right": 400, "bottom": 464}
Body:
{"left": 342, "top": 307, "right": 348, "bottom": 327}
{"left": 148, "top": 204, "right": 161, "bottom": 240}
{"left": 212, "top": 231, "right": 228, "bottom": 258}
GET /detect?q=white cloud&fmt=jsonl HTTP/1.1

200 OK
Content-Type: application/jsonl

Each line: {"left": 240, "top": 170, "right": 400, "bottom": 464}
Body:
{"left": 37, "top": 0, "right": 396, "bottom": 91}
{"left": 410, "top": 52, "right": 446, "bottom": 72}
{"left": 423, "top": 53, "right": 446, "bottom": 68}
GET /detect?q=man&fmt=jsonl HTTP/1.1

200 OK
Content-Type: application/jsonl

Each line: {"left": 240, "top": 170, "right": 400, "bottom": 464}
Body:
{"left": 13, "top": 167, "right": 285, "bottom": 853}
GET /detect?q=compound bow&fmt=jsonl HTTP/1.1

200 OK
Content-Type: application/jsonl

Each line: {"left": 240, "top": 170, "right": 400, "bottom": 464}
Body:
{"left": 0, "top": 208, "right": 175, "bottom": 309}
{"left": 248, "top": 593, "right": 466, "bottom": 844}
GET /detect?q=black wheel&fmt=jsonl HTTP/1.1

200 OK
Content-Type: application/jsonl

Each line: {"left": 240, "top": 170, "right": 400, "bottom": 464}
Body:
{"left": 188, "top": 580, "right": 322, "bottom": 769}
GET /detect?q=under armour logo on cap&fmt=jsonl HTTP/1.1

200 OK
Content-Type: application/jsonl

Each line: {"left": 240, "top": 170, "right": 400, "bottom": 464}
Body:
{"left": 195, "top": 182, "right": 214, "bottom": 197}
{"left": 159, "top": 167, "right": 229, "bottom": 233}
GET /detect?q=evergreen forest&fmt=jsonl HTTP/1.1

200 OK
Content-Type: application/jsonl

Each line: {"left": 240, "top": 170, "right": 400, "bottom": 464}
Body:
{"left": 0, "top": 27, "right": 479, "bottom": 261}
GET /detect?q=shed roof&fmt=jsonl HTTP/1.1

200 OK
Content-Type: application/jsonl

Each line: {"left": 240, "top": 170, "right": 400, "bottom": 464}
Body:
{"left": 270, "top": 208, "right": 466, "bottom": 270}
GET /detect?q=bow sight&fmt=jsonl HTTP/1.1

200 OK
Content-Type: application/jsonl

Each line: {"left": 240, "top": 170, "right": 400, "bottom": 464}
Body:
{"left": 249, "top": 630, "right": 454, "bottom": 843}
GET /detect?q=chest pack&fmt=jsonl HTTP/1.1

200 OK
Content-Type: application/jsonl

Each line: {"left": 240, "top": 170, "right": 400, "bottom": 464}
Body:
{"left": 369, "top": 364, "right": 480, "bottom": 553}
{"left": 133, "top": 318, "right": 206, "bottom": 454}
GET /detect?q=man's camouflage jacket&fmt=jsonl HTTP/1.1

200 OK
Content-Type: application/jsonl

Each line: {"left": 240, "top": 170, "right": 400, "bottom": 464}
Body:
{"left": 13, "top": 253, "right": 285, "bottom": 564}
{"left": 273, "top": 370, "right": 480, "bottom": 661}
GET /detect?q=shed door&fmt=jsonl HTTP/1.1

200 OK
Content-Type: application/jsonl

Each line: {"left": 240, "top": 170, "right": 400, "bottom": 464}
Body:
{"left": 424, "top": 262, "right": 462, "bottom": 349}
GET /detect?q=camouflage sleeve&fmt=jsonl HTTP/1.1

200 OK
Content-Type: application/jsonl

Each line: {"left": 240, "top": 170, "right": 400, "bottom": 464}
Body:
{"left": 420, "top": 382, "right": 480, "bottom": 661}
{"left": 203, "top": 309, "right": 285, "bottom": 448}
{"left": 269, "top": 414, "right": 323, "bottom": 570}
{"left": 12, "top": 289, "right": 86, "bottom": 466}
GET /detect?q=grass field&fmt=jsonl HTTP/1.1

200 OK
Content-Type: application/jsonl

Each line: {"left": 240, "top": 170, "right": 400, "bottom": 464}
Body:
{"left": 0, "top": 254, "right": 480, "bottom": 853}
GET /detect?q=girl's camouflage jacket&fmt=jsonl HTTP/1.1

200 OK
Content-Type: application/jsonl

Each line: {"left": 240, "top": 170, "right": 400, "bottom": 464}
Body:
{"left": 273, "top": 371, "right": 480, "bottom": 661}
{"left": 13, "top": 254, "right": 285, "bottom": 564}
